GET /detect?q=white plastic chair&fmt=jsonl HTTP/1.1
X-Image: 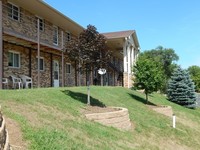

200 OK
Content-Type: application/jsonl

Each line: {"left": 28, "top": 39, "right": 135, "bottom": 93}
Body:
{"left": 10, "top": 75, "right": 23, "bottom": 89}
{"left": 19, "top": 75, "right": 33, "bottom": 88}
{"left": 2, "top": 78, "right": 8, "bottom": 89}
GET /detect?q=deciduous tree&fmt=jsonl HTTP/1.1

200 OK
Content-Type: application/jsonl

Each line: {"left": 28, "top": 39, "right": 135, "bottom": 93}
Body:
{"left": 65, "top": 24, "right": 110, "bottom": 86}
{"left": 187, "top": 65, "right": 200, "bottom": 92}
{"left": 133, "top": 55, "right": 163, "bottom": 103}
{"left": 141, "top": 46, "right": 179, "bottom": 93}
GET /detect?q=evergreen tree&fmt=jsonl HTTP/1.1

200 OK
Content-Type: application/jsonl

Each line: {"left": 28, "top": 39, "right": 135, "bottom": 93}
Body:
{"left": 167, "top": 66, "right": 196, "bottom": 108}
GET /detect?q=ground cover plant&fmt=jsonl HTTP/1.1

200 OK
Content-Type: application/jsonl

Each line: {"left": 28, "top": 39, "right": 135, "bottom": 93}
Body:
{"left": 0, "top": 86, "right": 200, "bottom": 149}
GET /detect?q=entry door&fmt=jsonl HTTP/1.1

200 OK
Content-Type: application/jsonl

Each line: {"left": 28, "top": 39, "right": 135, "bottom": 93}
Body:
{"left": 53, "top": 60, "right": 59, "bottom": 87}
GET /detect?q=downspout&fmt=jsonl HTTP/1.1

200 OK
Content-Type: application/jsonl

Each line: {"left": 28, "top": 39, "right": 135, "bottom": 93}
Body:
{"left": 0, "top": 1, "right": 3, "bottom": 89}
{"left": 37, "top": 18, "right": 40, "bottom": 88}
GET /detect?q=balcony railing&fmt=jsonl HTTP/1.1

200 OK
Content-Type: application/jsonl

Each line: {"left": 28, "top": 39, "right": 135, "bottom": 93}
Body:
{"left": 108, "top": 62, "right": 123, "bottom": 74}
{"left": 2, "top": 3, "right": 66, "bottom": 50}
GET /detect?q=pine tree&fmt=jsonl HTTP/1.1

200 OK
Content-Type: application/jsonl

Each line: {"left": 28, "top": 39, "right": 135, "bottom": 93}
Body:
{"left": 167, "top": 66, "right": 196, "bottom": 108}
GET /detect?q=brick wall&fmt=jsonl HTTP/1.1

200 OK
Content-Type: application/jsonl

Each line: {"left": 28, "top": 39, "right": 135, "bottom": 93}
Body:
{"left": 123, "top": 72, "right": 133, "bottom": 88}
{"left": 2, "top": 0, "right": 72, "bottom": 49}
{"left": 3, "top": 42, "right": 77, "bottom": 88}
{"left": 31, "top": 50, "right": 52, "bottom": 87}
{"left": 1, "top": 0, "right": 124, "bottom": 88}
{"left": 3, "top": 43, "right": 30, "bottom": 87}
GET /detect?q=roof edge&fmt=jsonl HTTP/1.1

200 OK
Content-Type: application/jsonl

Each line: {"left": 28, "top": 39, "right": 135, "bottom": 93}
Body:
{"left": 39, "top": 0, "right": 84, "bottom": 30}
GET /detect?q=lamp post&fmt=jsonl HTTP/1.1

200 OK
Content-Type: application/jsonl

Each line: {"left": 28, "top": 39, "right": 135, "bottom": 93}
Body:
{"left": 87, "top": 80, "right": 90, "bottom": 105}
{"left": 98, "top": 68, "right": 106, "bottom": 86}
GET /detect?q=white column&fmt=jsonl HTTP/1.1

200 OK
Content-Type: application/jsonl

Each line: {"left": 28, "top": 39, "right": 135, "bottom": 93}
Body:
{"left": 135, "top": 48, "right": 139, "bottom": 61}
{"left": 127, "top": 46, "right": 131, "bottom": 74}
{"left": 123, "top": 42, "right": 127, "bottom": 72}
{"left": 0, "top": 1, "right": 2, "bottom": 89}
{"left": 130, "top": 47, "right": 132, "bottom": 68}
{"left": 127, "top": 46, "right": 131, "bottom": 88}
{"left": 131, "top": 47, "right": 134, "bottom": 67}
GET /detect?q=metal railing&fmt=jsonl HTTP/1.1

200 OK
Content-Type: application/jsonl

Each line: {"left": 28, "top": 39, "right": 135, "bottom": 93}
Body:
{"left": 108, "top": 62, "right": 123, "bottom": 74}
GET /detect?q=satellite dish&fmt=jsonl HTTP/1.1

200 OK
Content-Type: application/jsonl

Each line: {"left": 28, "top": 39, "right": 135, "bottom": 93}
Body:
{"left": 98, "top": 68, "right": 106, "bottom": 75}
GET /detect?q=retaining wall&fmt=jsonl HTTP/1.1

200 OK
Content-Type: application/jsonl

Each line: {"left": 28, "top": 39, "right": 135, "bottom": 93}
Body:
{"left": 85, "top": 107, "right": 131, "bottom": 130}
{"left": 0, "top": 115, "right": 10, "bottom": 150}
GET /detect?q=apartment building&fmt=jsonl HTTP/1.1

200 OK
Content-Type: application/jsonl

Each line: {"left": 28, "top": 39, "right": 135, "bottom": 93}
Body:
{"left": 0, "top": 0, "right": 140, "bottom": 89}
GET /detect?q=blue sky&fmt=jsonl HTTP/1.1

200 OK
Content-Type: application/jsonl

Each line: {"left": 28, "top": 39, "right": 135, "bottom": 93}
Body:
{"left": 44, "top": 0, "right": 200, "bottom": 69}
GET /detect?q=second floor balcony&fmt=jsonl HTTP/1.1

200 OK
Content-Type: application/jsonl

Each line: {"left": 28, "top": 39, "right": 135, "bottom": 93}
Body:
{"left": 2, "top": 2, "right": 75, "bottom": 51}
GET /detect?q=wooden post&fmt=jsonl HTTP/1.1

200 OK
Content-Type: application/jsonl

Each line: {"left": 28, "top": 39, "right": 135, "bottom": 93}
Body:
{"left": 37, "top": 18, "right": 40, "bottom": 88}
{"left": 28, "top": 48, "right": 32, "bottom": 77}
{"left": 50, "top": 53, "right": 53, "bottom": 87}
{"left": 0, "top": 1, "right": 3, "bottom": 89}
{"left": 61, "top": 31, "right": 64, "bottom": 87}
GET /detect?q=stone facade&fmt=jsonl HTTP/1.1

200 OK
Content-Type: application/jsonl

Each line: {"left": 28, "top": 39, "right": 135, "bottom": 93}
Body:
{"left": 2, "top": 0, "right": 71, "bottom": 49}
{"left": 3, "top": 39, "right": 123, "bottom": 88}
{"left": 123, "top": 72, "right": 133, "bottom": 88}
{"left": 3, "top": 42, "right": 77, "bottom": 88}
{"left": 1, "top": 0, "right": 131, "bottom": 88}
{"left": 1, "top": 0, "right": 78, "bottom": 88}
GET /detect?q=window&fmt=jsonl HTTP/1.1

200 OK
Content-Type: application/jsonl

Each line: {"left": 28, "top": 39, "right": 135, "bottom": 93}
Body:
{"left": 36, "top": 17, "right": 44, "bottom": 31}
{"left": 66, "top": 63, "right": 71, "bottom": 74}
{"left": 7, "top": 2, "right": 20, "bottom": 21}
{"left": 36, "top": 57, "right": 44, "bottom": 71}
{"left": 66, "top": 32, "right": 71, "bottom": 42}
{"left": 8, "top": 51, "right": 20, "bottom": 68}
{"left": 53, "top": 26, "right": 58, "bottom": 45}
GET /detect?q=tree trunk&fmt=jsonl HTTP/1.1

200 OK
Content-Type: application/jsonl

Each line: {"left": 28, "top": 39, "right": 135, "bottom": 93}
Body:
{"left": 101, "top": 75, "right": 103, "bottom": 86}
{"left": 145, "top": 92, "right": 148, "bottom": 104}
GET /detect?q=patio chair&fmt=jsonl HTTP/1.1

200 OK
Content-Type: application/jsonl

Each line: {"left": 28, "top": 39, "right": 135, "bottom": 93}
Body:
{"left": 19, "top": 75, "right": 33, "bottom": 88}
{"left": 10, "top": 75, "right": 23, "bottom": 89}
{"left": 2, "top": 78, "right": 8, "bottom": 89}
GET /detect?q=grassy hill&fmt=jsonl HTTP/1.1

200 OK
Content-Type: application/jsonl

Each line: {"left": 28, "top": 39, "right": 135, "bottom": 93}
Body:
{"left": 0, "top": 86, "right": 200, "bottom": 150}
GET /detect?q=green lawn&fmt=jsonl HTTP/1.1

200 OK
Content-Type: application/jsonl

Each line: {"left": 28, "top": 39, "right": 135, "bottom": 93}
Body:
{"left": 0, "top": 86, "right": 200, "bottom": 150}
